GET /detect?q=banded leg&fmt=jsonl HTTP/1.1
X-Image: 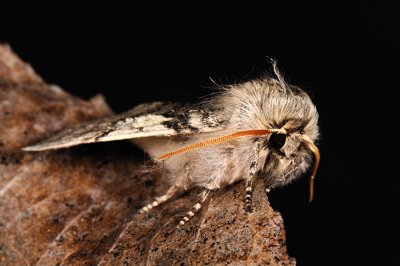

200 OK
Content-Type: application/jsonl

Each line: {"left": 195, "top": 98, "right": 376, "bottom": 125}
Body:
{"left": 245, "top": 141, "right": 261, "bottom": 212}
{"left": 177, "top": 190, "right": 210, "bottom": 228}
{"left": 245, "top": 179, "right": 254, "bottom": 212}
{"left": 138, "top": 185, "right": 180, "bottom": 214}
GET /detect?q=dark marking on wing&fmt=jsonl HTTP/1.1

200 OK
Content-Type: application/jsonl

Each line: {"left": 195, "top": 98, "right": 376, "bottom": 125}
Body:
{"left": 161, "top": 106, "right": 226, "bottom": 133}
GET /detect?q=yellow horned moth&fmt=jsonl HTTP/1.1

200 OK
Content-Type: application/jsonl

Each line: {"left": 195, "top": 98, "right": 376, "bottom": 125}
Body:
{"left": 23, "top": 64, "right": 320, "bottom": 227}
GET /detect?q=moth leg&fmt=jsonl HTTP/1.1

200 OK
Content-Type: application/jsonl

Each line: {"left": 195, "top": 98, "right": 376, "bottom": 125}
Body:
{"left": 177, "top": 189, "right": 211, "bottom": 228}
{"left": 138, "top": 185, "right": 180, "bottom": 214}
{"left": 245, "top": 179, "right": 254, "bottom": 212}
{"left": 245, "top": 141, "right": 261, "bottom": 212}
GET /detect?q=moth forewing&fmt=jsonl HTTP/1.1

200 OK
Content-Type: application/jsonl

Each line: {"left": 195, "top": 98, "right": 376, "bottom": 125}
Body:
{"left": 22, "top": 102, "right": 227, "bottom": 152}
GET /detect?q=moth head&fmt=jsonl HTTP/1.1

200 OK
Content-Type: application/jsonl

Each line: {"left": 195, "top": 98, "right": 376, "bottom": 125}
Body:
{"left": 258, "top": 126, "right": 319, "bottom": 201}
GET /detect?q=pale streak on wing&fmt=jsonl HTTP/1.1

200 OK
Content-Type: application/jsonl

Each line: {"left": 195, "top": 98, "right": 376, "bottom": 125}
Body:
{"left": 23, "top": 102, "right": 227, "bottom": 151}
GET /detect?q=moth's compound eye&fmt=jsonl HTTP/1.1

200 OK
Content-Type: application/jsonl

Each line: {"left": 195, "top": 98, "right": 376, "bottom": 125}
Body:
{"left": 269, "top": 133, "right": 286, "bottom": 150}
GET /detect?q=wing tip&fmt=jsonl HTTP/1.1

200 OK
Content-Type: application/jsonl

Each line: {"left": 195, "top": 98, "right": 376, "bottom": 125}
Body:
{"left": 22, "top": 144, "right": 51, "bottom": 151}
{"left": 22, "top": 138, "right": 97, "bottom": 151}
{"left": 22, "top": 141, "right": 71, "bottom": 151}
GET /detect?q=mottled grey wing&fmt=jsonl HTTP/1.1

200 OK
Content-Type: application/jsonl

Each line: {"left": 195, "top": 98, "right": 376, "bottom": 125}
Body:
{"left": 23, "top": 102, "right": 227, "bottom": 151}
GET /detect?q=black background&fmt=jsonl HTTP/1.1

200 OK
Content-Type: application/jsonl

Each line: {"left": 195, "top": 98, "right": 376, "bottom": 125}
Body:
{"left": 1, "top": 1, "right": 397, "bottom": 265}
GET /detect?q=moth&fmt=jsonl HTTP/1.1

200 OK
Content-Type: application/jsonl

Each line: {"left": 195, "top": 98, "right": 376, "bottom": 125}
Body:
{"left": 23, "top": 64, "right": 320, "bottom": 226}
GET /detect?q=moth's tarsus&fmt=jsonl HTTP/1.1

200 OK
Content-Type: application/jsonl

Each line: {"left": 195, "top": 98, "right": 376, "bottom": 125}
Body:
{"left": 176, "top": 190, "right": 210, "bottom": 228}
{"left": 245, "top": 196, "right": 252, "bottom": 213}
{"left": 245, "top": 143, "right": 260, "bottom": 213}
{"left": 245, "top": 182, "right": 253, "bottom": 213}
{"left": 138, "top": 185, "right": 180, "bottom": 214}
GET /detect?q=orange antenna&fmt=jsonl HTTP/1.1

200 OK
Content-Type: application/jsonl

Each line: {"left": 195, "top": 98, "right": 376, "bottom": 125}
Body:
{"left": 302, "top": 136, "right": 320, "bottom": 202}
{"left": 157, "top": 129, "right": 271, "bottom": 161}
